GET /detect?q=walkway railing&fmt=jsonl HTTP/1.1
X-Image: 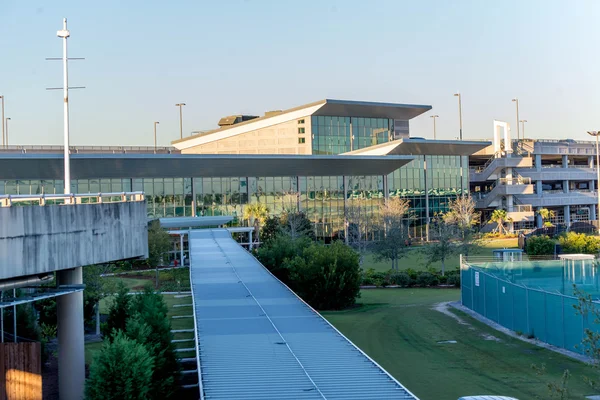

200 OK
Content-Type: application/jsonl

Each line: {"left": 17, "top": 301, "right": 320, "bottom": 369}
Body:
{"left": 0, "top": 191, "right": 145, "bottom": 207}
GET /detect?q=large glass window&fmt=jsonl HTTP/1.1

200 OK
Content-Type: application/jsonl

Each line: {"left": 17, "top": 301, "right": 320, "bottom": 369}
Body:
{"left": 311, "top": 116, "right": 395, "bottom": 155}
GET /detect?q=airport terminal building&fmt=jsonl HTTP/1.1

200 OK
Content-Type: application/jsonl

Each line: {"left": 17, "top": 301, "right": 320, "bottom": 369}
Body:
{"left": 0, "top": 99, "right": 488, "bottom": 241}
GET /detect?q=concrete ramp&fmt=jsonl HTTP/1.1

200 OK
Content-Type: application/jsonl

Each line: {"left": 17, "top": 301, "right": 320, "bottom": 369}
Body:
{"left": 0, "top": 201, "right": 148, "bottom": 280}
{"left": 189, "top": 229, "right": 418, "bottom": 400}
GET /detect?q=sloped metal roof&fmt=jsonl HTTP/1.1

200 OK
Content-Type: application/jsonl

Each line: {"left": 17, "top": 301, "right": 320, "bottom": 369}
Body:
{"left": 189, "top": 229, "right": 419, "bottom": 400}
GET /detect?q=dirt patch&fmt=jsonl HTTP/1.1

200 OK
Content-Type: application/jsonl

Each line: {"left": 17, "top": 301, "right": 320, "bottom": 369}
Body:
{"left": 433, "top": 301, "right": 502, "bottom": 342}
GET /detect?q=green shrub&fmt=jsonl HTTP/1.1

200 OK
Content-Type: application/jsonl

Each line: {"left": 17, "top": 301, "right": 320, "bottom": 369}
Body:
{"left": 559, "top": 232, "right": 600, "bottom": 254}
{"left": 102, "top": 282, "right": 131, "bottom": 340}
{"left": 389, "top": 272, "right": 411, "bottom": 287}
{"left": 405, "top": 268, "right": 418, "bottom": 281}
{"left": 416, "top": 272, "right": 439, "bottom": 287}
{"left": 287, "top": 241, "right": 361, "bottom": 310}
{"left": 256, "top": 234, "right": 311, "bottom": 284}
{"left": 526, "top": 235, "right": 555, "bottom": 255}
{"left": 85, "top": 332, "right": 154, "bottom": 400}
{"left": 438, "top": 275, "right": 448, "bottom": 284}
{"left": 447, "top": 274, "right": 461, "bottom": 287}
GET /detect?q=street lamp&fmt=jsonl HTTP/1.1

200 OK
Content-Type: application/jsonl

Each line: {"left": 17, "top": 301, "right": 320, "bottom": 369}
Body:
{"left": 154, "top": 121, "right": 160, "bottom": 152}
{"left": 175, "top": 103, "right": 186, "bottom": 139}
{"left": 453, "top": 92, "right": 463, "bottom": 140}
{"left": 430, "top": 115, "right": 439, "bottom": 140}
{"left": 5, "top": 118, "right": 10, "bottom": 146}
{"left": 587, "top": 130, "right": 600, "bottom": 234}
{"left": 519, "top": 119, "right": 528, "bottom": 139}
{"left": 512, "top": 98, "right": 520, "bottom": 140}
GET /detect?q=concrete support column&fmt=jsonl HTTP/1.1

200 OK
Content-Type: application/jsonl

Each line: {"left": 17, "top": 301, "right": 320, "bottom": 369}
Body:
{"left": 506, "top": 167, "right": 513, "bottom": 183}
{"left": 562, "top": 155, "right": 569, "bottom": 169}
{"left": 507, "top": 195, "right": 514, "bottom": 212}
{"left": 424, "top": 156, "right": 430, "bottom": 242}
{"left": 591, "top": 180, "right": 596, "bottom": 192}
{"left": 57, "top": 267, "right": 85, "bottom": 400}
{"left": 589, "top": 156, "right": 595, "bottom": 169}
{"left": 535, "top": 154, "right": 542, "bottom": 171}
{"left": 190, "top": 177, "right": 196, "bottom": 217}
{"left": 536, "top": 180, "right": 543, "bottom": 196}
{"left": 564, "top": 205, "right": 571, "bottom": 227}
{"left": 536, "top": 207, "right": 543, "bottom": 228}
{"left": 563, "top": 180, "right": 569, "bottom": 194}
{"left": 591, "top": 203, "right": 597, "bottom": 221}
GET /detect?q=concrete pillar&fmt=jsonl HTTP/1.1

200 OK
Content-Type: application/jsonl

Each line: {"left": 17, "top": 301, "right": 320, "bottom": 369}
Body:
{"left": 591, "top": 180, "right": 596, "bottom": 192}
{"left": 562, "top": 155, "right": 569, "bottom": 169}
{"left": 506, "top": 167, "right": 513, "bottom": 183}
{"left": 563, "top": 180, "right": 569, "bottom": 194}
{"left": 57, "top": 267, "right": 85, "bottom": 400}
{"left": 536, "top": 207, "right": 543, "bottom": 228}
{"left": 589, "top": 156, "right": 594, "bottom": 169}
{"left": 536, "top": 180, "right": 543, "bottom": 196}
{"left": 535, "top": 154, "right": 542, "bottom": 171}
{"left": 507, "top": 195, "right": 514, "bottom": 212}
{"left": 564, "top": 205, "right": 571, "bottom": 227}
{"left": 591, "top": 203, "right": 597, "bottom": 221}
{"left": 424, "top": 156, "right": 430, "bottom": 242}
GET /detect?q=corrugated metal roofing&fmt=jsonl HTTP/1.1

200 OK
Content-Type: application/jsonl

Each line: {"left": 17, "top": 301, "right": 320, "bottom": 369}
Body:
{"left": 189, "top": 229, "right": 419, "bottom": 400}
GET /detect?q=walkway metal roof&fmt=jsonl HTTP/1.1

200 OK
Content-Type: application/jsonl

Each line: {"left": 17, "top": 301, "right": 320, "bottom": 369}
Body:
{"left": 158, "top": 216, "right": 233, "bottom": 229}
{"left": 0, "top": 153, "right": 414, "bottom": 180}
{"left": 344, "top": 138, "right": 491, "bottom": 156}
{"left": 189, "top": 229, "right": 419, "bottom": 400}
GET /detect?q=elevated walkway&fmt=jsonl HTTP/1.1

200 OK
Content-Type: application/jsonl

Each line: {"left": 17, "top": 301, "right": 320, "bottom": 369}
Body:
{"left": 189, "top": 229, "right": 418, "bottom": 400}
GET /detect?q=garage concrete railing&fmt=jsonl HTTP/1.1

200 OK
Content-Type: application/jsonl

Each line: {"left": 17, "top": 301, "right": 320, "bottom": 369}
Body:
{"left": 0, "top": 191, "right": 145, "bottom": 207}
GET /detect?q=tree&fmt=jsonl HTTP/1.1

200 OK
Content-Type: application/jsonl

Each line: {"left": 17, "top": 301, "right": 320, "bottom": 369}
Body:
{"left": 538, "top": 208, "right": 556, "bottom": 227}
{"left": 345, "top": 199, "right": 373, "bottom": 264}
{"left": 256, "top": 233, "right": 311, "bottom": 283}
{"left": 490, "top": 209, "right": 510, "bottom": 235}
{"left": 371, "top": 197, "right": 411, "bottom": 270}
{"left": 559, "top": 232, "right": 600, "bottom": 254}
{"left": 148, "top": 220, "right": 172, "bottom": 288}
{"left": 423, "top": 220, "right": 456, "bottom": 275}
{"left": 287, "top": 241, "right": 361, "bottom": 310}
{"left": 128, "top": 287, "right": 180, "bottom": 399}
{"left": 84, "top": 264, "right": 116, "bottom": 333}
{"left": 85, "top": 331, "right": 154, "bottom": 400}
{"left": 279, "top": 192, "right": 315, "bottom": 241}
{"left": 260, "top": 215, "right": 282, "bottom": 243}
{"left": 443, "top": 195, "right": 480, "bottom": 256}
{"left": 102, "top": 282, "right": 131, "bottom": 340}
{"left": 243, "top": 203, "right": 269, "bottom": 245}
{"left": 526, "top": 235, "right": 555, "bottom": 255}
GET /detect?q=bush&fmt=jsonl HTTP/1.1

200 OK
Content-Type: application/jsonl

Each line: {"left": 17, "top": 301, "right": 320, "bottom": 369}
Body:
{"left": 526, "top": 235, "right": 555, "bottom": 255}
{"left": 389, "top": 272, "right": 411, "bottom": 287}
{"left": 438, "top": 275, "right": 448, "bottom": 284}
{"left": 416, "top": 272, "right": 439, "bottom": 287}
{"left": 287, "top": 241, "right": 361, "bottom": 310}
{"left": 85, "top": 332, "right": 154, "bottom": 400}
{"left": 256, "top": 234, "right": 311, "bottom": 284}
{"left": 559, "top": 232, "right": 600, "bottom": 254}
{"left": 447, "top": 274, "right": 461, "bottom": 287}
{"left": 102, "top": 282, "right": 131, "bottom": 340}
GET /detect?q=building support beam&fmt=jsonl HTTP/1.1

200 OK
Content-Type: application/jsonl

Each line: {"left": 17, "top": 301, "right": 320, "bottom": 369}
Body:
{"left": 564, "top": 205, "right": 571, "bottom": 228}
{"left": 57, "top": 267, "right": 85, "bottom": 400}
{"left": 536, "top": 207, "right": 543, "bottom": 228}
{"left": 562, "top": 155, "right": 569, "bottom": 169}
{"left": 591, "top": 203, "right": 597, "bottom": 221}
{"left": 535, "top": 154, "right": 542, "bottom": 171}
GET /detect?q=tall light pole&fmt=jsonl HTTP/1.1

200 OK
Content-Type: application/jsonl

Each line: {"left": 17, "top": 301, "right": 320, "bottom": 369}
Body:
{"left": 175, "top": 103, "right": 186, "bottom": 139}
{"left": 453, "top": 92, "right": 463, "bottom": 140}
{"left": 430, "top": 115, "right": 439, "bottom": 140}
{"left": 154, "top": 121, "right": 160, "bottom": 152}
{"left": 519, "top": 119, "right": 528, "bottom": 139}
{"left": 57, "top": 19, "right": 71, "bottom": 195}
{"left": 512, "top": 98, "right": 520, "bottom": 141}
{"left": 5, "top": 118, "right": 10, "bottom": 146}
{"left": 587, "top": 131, "right": 600, "bottom": 234}
{"left": 0, "top": 96, "right": 4, "bottom": 148}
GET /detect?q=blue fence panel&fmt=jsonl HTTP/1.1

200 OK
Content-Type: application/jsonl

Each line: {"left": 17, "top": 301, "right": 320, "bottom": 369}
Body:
{"left": 472, "top": 270, "right": 485, "bottom": 316}
{"left": 498, "top": 280, "right": 514, "bottom": 330}
{"left": 484, "top": 273, "right": 499, "bottom": 323}
{"left": 528, "top": 289, "right": 547, "bottom": 342}
{"left": 512, "top": 285, "right": 529, "bottom": 334}
{"left": 545, "top": 293, "right": 564, "bottom": 348}
{"left": 461, "top": 268, "right": 473, "bottom": 309}
{"left": 563, "top": 297, "right": 584, "bottom": 353}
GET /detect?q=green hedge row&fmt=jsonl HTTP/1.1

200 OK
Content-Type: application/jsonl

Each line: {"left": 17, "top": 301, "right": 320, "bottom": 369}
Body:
{"left": 361, "top": 268, "right": 460, "bottom": 288}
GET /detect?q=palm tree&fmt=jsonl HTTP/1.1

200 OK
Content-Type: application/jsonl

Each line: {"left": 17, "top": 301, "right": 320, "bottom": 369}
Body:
{"left": 537, "top": 208, "right": 556, "bottom": 227}
{"left": 490, "top": 209, "right": 509, "bottom": 234}
{"left": 243, "top": 203, "right": 269, "bottom": 244}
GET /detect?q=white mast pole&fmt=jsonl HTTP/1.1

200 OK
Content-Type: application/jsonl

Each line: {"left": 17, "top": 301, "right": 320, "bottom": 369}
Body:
{"left": 58, "top": 18, "right": 71, "bottom": 195}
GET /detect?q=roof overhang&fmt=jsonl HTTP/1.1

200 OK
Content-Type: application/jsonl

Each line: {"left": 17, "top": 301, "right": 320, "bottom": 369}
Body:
{"left": 312, "top": 99, "right": 431, "bottom": 120}
{"left": 159, "top": 216, "right": 233, "bottom": 229}
{"left": 344, "top": 139, "right": 492, "bottom": 156}
{"left": 0, "top": 154, "right": 414, "bottom": 179}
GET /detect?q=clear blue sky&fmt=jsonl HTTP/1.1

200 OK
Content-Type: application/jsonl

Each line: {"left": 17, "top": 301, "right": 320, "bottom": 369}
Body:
{"left": 0, "top": 0, "right": 599, "bottom": 146}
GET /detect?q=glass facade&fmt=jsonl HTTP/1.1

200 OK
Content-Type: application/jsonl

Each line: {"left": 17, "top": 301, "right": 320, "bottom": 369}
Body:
{"left": 0, "top": 116, "right": 469, "bottom": 242}
{"left": 311, "top": 116, "right": 397, "bottom": 155}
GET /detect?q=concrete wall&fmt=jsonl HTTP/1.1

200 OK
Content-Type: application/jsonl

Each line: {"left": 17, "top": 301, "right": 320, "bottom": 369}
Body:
{"left": 0, "top": 202, "right": 148, "bottom": 280}
{"left": 182, "top": 116, "right": 312, "bottom": 155}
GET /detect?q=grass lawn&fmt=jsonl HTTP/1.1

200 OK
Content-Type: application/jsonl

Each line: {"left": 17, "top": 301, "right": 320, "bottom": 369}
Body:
{"left": 363, "top": 237, "right": 518, "bottom": 273}
{"left": 323, "top": 288, "right": 595, "bottom": 399}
